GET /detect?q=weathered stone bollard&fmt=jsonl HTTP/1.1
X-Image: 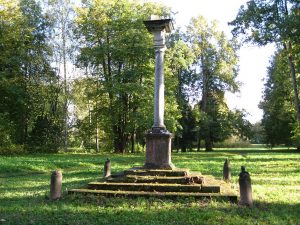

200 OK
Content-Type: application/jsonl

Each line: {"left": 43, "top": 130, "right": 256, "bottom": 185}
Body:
{"left": 103, "top": 158, "right": 111, "bottom": 178}
{"left": 50, "top": 170, "right": 62, "bottom": 200}
{"left": 223, "top": 158, "right": 231, "bottom": 181}
{"left": 239, "top": 166, "right": 253, "bottom": 207}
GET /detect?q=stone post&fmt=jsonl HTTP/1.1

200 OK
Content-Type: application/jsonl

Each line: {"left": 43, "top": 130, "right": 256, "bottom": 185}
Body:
{"left": 103, "top": 158, "right": 111, "bottom": 178}
{"left": 50, "top": 170, "right": 62, "bottom": 200}
{"left": 239, "top": 166, "right": 253, "bottom": 207}
{"left": 223, "top": 158, "right": 231, "bottom": 181}
{"left": 143, "top": 16, "right": 175, "bottom": 170}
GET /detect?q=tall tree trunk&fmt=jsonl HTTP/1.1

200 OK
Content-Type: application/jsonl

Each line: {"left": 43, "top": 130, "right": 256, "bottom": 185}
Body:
{"left": 284, "top": 43, "right": 300, "bottom": 125}
{"left": 205, "top": 137, "right": 213, "bottom": 151}
{"left": 104, "top": 34, "right": 118, "bottom": 153}
{"left": 176, "top": 136, "right": 180, "bottom": 153}
{"left": 280, "top": 1, "right": 300, "bottom": 150}
{"left": 20, "top": 112, "right": 28, "bottom": 145}
{"left": 113, "top": 93, "right": 129, "bottom": 153}
{"left": 283, "top": 42, "right": 300, "bottom": 151}
{"left": 96, "top": 127, "right": 99, "bottom": 152}
{"left": 88, "top": 106, "right": 92, "bottom": 149}
{"left": 95, "top": 77, "right": 99, "bottom": 153}
{"left": 113, "top": 127, "right": 127, "bottom": 154}
{"left": 131, "top": 130, "right": 135, "bottom": 153}
{"left": 62, "top": 20, "right": 68, "bottom": 152}
{"left": 200, "top": 55, "right": 212, "bottom": 151}
{"left": 197, "top": 117, "right": 202, "bottom": 152}
{"left": 287, "top": 56, "right": 300, "bottom": 123}
{"left": 181, "top": 138, "right": 187, "bottom": 152}
{"left": 197, "top": 134, "right": 201, "bottom": 152}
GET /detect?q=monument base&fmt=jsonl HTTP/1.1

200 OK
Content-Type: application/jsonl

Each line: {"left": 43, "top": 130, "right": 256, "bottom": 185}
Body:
{"left": 144, "top": 128, "right": 175, "bottom": 170}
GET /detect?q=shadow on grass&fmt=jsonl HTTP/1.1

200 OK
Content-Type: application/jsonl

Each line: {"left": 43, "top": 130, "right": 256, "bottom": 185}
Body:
{"left": 212, "top": 149, "right": 299, "bottom": 154}
{"left": 1, "top": 195, "right": 299, "bottom": 225}
{"left": 172, "top": 148, "right": 299, "bottom": 155}
{"left": 0, "top": 170, "right": 102, "bottom": 196}
{"left": 0, "top": 153, "right": 144, "bottom": 179}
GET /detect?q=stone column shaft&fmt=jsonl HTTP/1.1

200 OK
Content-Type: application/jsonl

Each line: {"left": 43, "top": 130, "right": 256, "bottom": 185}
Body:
{"left": 154, "top": 48, "right": 165, "bottom": 128}
{"left": 153, "top": 30, "right": 166, "bottom": 129}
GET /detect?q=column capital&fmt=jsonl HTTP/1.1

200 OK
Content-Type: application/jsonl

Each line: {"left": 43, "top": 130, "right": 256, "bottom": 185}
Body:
{"left": 153, "top": 29, "right": 166, "bottom": 50}
{"left": 143, "top": 18, "right": 173, "bottom": 33}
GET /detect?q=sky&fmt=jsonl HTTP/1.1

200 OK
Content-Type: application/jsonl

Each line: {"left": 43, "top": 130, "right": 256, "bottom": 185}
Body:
{"left": 149, "top": 0, "right": 276, "bottom": 123}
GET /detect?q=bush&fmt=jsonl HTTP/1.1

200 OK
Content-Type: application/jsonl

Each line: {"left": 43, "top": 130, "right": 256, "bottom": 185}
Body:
{"left": 0, "top": 113, "right": 12, "bottom": 144}
{"left": 291, "top": 126, "right": 300, "bottom": 149}
{"left": 133, "top": 143, "right": 145, "bottom": 153}
{"left": 214, "top": 136, "right": 251, "bottom": 148}
{"left": 0, "top": 113, "right": 22, "bottom": 155}
{"left": 26, "top": 116, "right": 62, "bottom": 153}
{"left": 0, "top": 145, "right": 27, "bottom": 155}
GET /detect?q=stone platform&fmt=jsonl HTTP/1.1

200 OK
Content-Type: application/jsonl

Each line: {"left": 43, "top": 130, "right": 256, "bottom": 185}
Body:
{"left": 69, "top": 168, "right": 238, "bottom": 202}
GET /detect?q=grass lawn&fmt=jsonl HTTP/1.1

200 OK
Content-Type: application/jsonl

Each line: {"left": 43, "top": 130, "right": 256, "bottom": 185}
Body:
{"left": 0, "top": 148, "right": 299, "bottom": 225}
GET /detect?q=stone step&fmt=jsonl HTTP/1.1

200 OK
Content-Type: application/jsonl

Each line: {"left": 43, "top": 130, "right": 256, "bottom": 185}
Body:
{"left": 107, "top": 175, "right": 204, "bottom": 185}
{"left": 88, "top": 182, "right": 202, "bottom": 193}
{"left": 68, "top": 189, "right": 238, "bottom": 203}
{"left": 201, "top": 185, "right": 220, "bottom": 193}
{"left": 124, "top": 168, "right": 190, "bottom": 177}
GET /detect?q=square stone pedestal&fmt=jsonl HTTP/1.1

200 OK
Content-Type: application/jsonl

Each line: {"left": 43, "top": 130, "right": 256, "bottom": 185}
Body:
{"left": 144, "top": 129, "right": 175, "bottom": 170}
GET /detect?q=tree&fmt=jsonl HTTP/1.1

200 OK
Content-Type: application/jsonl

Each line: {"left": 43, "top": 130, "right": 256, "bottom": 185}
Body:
{"left": 230, "top": 0, "right": 300, "bottom": 149}
{"left": 74, "top": 0, "right": 179, "bottom": 153}
{"left": 260, "top": 52, "right": 296, "bottom": 147}
{"left": 0, "top": 0, "right": 63, "bottom": 153}
{"left": 46, "top": 0, "right": 76, "bottom": 152}
{"left": 229, "top": 109, "right": 253, "bottom": 141}
{"left": 250, "top": 122, "right": 266, "bottom": 144}
{"left": 166, "top": 31, "right": 195, "bottom": 152}
{"left": 0, "top": 0, "right": 25, "bottom": 148}
{"left": 70, "top": 76, "right": 108, "bottom": 150}
{"left": 186, "top": 16, "right": 239, "bottom": 151}
{"left": 21, "top": 0, "right": 64, "bottom": 152}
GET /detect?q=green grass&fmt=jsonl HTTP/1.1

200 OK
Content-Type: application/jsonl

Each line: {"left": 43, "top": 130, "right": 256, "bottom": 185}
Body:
{"left": 0, "top": 148, "right": 299, "bottom": 225}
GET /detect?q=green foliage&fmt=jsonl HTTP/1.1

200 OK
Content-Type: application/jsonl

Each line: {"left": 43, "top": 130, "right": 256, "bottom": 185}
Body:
{"left": 229, "top": 109, "right": 253, "bottom": 141}
{"left": 0, "top": 112, "right": 26, "bottom": 154}
{"left": 186, "top": 16, "right": 240, "bottom": 151}
{"left": 250, "top": 122, "right": 266, "bottom": 144}
{"left": 0, "top": 113, "right": 14, "bottom": 148}
{"left": 74, "top": 0, "right": 179, "bottom": 153}
{"left": 26, "top": 116, "right": 62, "bottom": 153}
{"left": 5, "top": 0, "right": 297, "bottom": 154}
{"left": 195, "top": 96, "right": 233, "bottom": 149}
{"left": 231, "top": 0, "right": 300, "bottom": 148}
{"left": 291, "top": 125, "right": 300, "bottom": 148}
{"left": 230, "top": 0, "right": 300, "bottom": 46}
{"left": 214, "top": 136, "right": 251, "bottom": 148}
{"left": 260, "top": 52, "right": 296, "bottom": 147}
{"left": 166, "top": 31, "right": 196, "bottom": 152}
{"left": 0, "top": 0, "right": 64, "bottom": 154}
{"left": 0, "top": 150, "right": 299, "bottom": 224}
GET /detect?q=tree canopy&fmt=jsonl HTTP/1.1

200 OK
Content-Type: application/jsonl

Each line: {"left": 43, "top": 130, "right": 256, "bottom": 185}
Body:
{"left": 230, "top": 0, "right": 300, "bottom": 148}
{"left": 6, "top": 0, "right": 300, "bottom": 154}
